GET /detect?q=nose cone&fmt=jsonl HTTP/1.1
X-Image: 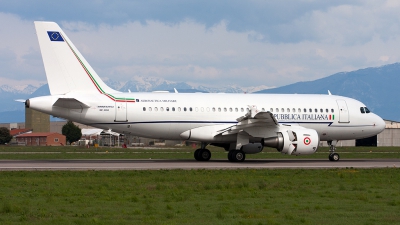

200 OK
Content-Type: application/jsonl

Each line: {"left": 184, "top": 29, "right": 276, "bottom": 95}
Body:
{"left": 374, "top": 115, "right": 386, "bottom": 134}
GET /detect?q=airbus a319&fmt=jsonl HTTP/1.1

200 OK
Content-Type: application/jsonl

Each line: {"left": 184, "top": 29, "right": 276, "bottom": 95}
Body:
{"left": 25, "top": 22, "right": 386, "bottom": 162}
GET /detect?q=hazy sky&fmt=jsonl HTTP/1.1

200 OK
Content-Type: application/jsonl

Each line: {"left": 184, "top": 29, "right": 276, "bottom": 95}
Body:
{"left": 1, "top": 0, "right": 399, "bottom": 88}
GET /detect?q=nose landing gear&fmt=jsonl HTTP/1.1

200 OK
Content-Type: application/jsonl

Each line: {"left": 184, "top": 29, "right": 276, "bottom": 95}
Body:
{"left": 327, "top": 140, "right": 340, "bottom": 161}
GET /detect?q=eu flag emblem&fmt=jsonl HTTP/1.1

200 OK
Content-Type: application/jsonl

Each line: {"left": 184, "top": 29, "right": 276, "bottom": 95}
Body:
{"left": 47, "top": 31, "right": 64, "bottom": 42}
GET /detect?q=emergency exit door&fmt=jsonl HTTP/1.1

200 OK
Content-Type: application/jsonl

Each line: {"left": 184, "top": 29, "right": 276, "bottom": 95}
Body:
{"left": 115, "top": 100, "right": 127, "bottom": 122}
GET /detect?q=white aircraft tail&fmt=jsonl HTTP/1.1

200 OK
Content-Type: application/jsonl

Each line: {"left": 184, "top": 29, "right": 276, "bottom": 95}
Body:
{"left": 34, "top": 21, "right": 116, "bottom": 95}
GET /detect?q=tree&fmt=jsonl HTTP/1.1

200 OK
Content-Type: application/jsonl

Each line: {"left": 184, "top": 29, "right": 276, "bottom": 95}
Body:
{"left": 62, "top": 121, "right": 82, "bottom": 144}
{"left": 0, "top": 127, "right": 12, "bottom": 145}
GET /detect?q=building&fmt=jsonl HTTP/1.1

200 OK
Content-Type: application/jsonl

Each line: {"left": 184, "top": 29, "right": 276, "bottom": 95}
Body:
{"left": 25, "top": 108, "right": 50, "bottom": 132}
{"left": 16, "top": 132, "right": 66, "bottom": 146}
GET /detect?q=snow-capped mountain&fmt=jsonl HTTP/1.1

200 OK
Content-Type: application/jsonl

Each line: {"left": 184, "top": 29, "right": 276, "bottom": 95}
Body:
{"left": 103, "top": 75, "right": 271, "bottom": 93}
{"left": 0, "top": 84, "right": 39, "bottom": 95}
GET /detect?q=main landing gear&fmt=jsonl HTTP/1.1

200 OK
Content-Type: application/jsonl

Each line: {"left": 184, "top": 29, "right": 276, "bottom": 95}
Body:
{"left": 194, "top": 142, "right": 211, "bottom": 161}
{"left": 327, "top": 140, "right": 340, "bottom": 161}
{"left": 228, "top": 149, "right": 246, "bottom": 162}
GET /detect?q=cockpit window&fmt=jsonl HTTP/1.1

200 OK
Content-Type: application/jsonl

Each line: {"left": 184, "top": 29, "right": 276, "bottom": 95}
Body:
{"left": 360, "top": 107, "right": 371, "bottom": 114}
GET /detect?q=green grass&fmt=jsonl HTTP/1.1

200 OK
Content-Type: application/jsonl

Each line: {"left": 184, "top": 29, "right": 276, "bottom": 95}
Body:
{"left": 0, "top": 169, "right": 399, "bottom": 224}
{"left": 0, "top": 145, "right": 399, "bottom": 160}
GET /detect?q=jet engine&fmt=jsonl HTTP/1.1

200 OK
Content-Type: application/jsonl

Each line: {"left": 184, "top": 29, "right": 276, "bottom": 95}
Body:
{"left": 262, "top": 127, "right": 319, "bottom": 155}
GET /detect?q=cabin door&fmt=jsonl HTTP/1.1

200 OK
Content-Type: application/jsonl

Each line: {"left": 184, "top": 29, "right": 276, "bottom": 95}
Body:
{"left": 336, "top": 99, "right": 349, "bottom": 123}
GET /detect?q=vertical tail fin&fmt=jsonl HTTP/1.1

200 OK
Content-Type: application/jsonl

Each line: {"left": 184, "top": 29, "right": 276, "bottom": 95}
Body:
{"left": 34, "top": 21, "right": 116, "bottom": 95}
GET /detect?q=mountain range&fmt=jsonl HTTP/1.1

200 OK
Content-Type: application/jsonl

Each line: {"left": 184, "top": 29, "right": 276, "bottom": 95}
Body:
{"left": 1, "top": 62, "right": 399, "bottom": 123}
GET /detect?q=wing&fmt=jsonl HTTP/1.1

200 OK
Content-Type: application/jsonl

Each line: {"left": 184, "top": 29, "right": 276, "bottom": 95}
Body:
{"left": 217, "top": 105, "right": 279, "bottom": 137}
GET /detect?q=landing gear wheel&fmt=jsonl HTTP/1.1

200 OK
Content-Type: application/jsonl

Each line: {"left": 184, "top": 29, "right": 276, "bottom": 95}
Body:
{"left": 194, "top": 149, "right": 201, "bottom": 161}
{"left": 199, "top": 149, "right": 211, "bottom": 161}
{"left": 194, "top": 149, "right": 211, "bottom": 161}
{"left": 329, "top": 153, "right": 340, "bottom": 161}
{"left": 228, "top": 150, "right": 246, "bottom": 162}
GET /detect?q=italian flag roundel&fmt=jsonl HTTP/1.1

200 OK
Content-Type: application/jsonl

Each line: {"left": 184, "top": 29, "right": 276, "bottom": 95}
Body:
{"left": 304, "top": 137, "right": 311, "bottom": 145}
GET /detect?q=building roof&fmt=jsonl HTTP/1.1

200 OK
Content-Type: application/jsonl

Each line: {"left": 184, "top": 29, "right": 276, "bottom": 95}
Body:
{"left": 16, "top": 132, "right": 64, "bottom": 137}
{"left": 10, "top": 129, "right": 31, "bottom": 136}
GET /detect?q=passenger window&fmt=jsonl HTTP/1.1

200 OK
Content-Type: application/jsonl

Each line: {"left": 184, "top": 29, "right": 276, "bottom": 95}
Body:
{"left": 143, "top": 107, "right": 146, "bottom": 111}
{"left": 201, "top": 107, "right": 204, "bottom": 112}
{"left": 287, "top": 108, "right": 290, "bottom": 112}
{"left": 195, "top": 107, "right": 198, "bottom": 112}
{"left": 172, "top": 107, "right": 175, "bottom": 111}
{"left": 149, "top": 107, "right": 152, "bottom": 112}
{"left": 235, "top": 108, "right": 238, "bottom": 112}
{"left": 331, "top": 109, "right": 334, "bottom": 113}
{"left": 309, "top": 108, "right": 312, "bottom": 113}
{"left": 360, "top": 107, "right": 365, "bottom": 113}
{"left": 224, "top": 108, "right": 227, "bottom": 112}
{"left": 218, "top": 108, "right": 221, "bottom": 112}
{"left": 304, "top": 108, "right": 307, "bottom": 113}
{"left": 326, "top": 109, "right": 328, "bottom": 113}
{"left": 315, "top": 109, "right": 318, "bottom": 113}
{"left": 270, "top": 108, "right": 273, "bottom": 112}
{"left": 282, "top": 108, "right": 284, "bottom": 112}
{"left": 166, "top": 107, "right": 169, "bottom": 111}
{"left": 161, "top": 107, "right": 164, "bottom": 111}
{"left": 207, "top": 107, "right": 210, "bottom": 112}
{"left": 276, "top": 108, "right": 279, "bottom": 112}
{"left": 298, "top": 108, "right": 301, "bottom": 113}
{"left": 261, "top": 108, "right": 265, "bottom": 111}
{"left": 365, "top": 107, "right": 370, "bottom": 113}
{"left": 155, "top": 107, "right": 158, "bottom": 112}
{"left": 241, "top": 108, "right": 244, "bottom": 112}
{"left": 212, "top": 107, "right": 215, "bottom": 112}
{"left": 292, "top": 108, "right": 296, "bottom": 112}
{"left": 189, "top": 107, "right": 192, "bottom": 112}
{"left": 184, "top": 107, "right": 187, "bottom": 112}
{"left": 320, "top": 109, "right": 323, "bottom": 113}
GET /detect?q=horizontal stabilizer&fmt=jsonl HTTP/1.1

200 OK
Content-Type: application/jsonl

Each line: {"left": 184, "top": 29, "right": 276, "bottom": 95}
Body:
{"left": 53, "top": 98, "right": 90, "bottom": 109}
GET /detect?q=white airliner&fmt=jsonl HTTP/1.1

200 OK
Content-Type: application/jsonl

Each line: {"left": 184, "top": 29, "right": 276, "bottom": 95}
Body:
{"left": 26, "top": 21, "right": 386, "bottom": 162}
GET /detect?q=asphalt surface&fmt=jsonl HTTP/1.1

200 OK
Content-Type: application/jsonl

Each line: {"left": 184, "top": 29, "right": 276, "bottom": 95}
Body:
{"left": 0, "top": 159, "right": 399, "bottom": 170}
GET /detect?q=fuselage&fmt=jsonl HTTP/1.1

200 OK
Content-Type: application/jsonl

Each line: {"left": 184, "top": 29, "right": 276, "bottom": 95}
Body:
{"left": 28, "top": 92, "right": 386, "bottom": 142}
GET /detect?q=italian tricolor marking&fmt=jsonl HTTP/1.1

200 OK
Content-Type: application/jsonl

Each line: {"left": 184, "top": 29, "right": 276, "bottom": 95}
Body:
{"left": 304, "top": 137, "right": 311, "bottom": 145}
{"left": 329, "top": 115, "right": 335, "bottom": 120}
{"left": 62, "top": 33, "right": 136, "bottom": 103}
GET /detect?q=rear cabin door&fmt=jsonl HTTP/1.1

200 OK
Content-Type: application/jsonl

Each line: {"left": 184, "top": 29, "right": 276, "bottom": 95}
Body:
{"left": 336, "top": 99, "right": 349, "bottom": 123}
{"left": 115, "top": 99, "right": 127, "bottom": 122}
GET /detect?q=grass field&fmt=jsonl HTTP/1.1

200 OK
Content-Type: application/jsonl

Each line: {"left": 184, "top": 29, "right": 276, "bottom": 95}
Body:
{"left": 0, "top": 169, "right": 400, "bottom": 225}
{"left": 0, "top": 145, "right": 400, "bottom": 160}
{"left": 0, "top": 146, "right": 399, "bottom": 224}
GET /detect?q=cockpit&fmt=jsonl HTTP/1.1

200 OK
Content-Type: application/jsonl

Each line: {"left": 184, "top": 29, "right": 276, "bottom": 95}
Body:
{"left": 360, "top": 107, "right": 371, "bottom": 114}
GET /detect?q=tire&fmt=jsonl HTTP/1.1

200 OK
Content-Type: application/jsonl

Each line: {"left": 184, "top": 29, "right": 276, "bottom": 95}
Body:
{"left": 194, "top": 149, "right": 201, "bottom": 161}
{"left": 329, "top": 153, "right": 340, "bottom": 161}
{"left": 228, "top": 150, "right": 235, "bottom": 162}
{"left": 231, "top": 150, "right": 246, "bottom": 162}
{"left": 199, "top": 149, "right": 211, "bottom": 161}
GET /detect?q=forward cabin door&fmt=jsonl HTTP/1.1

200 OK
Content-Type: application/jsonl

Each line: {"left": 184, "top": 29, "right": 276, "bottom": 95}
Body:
{"left": 336, "top": 99, "right": 349, "bottom": 123}
{"left": 115, "top": 99, "right": 127, "bottom": 122}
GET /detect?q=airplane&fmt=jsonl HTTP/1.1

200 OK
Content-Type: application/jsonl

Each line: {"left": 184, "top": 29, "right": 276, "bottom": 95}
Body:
{"left": 25, "top": 21, "right": 386, "bottom": 162}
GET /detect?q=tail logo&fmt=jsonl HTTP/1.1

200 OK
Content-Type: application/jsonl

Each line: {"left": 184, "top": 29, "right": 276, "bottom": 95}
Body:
{"left": 47, "top": 31, "right": 64, "bottom": 42}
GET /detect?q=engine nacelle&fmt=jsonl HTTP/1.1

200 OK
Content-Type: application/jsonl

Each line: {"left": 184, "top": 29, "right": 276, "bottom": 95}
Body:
{"left": 263, "top": 127, "right": 319, "bottom": 155}
{"left": 241, "top": 143, "right": 263, "bottom": 154}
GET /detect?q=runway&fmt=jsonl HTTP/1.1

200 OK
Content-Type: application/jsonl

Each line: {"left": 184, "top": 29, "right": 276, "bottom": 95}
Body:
{"left": 0, "top": 159, "right": 399, "bottom": 170}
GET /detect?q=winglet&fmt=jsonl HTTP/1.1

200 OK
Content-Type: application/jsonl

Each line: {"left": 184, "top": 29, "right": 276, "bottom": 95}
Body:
{"left": 328, "top": 90, "right": 332, "bottom": 95}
